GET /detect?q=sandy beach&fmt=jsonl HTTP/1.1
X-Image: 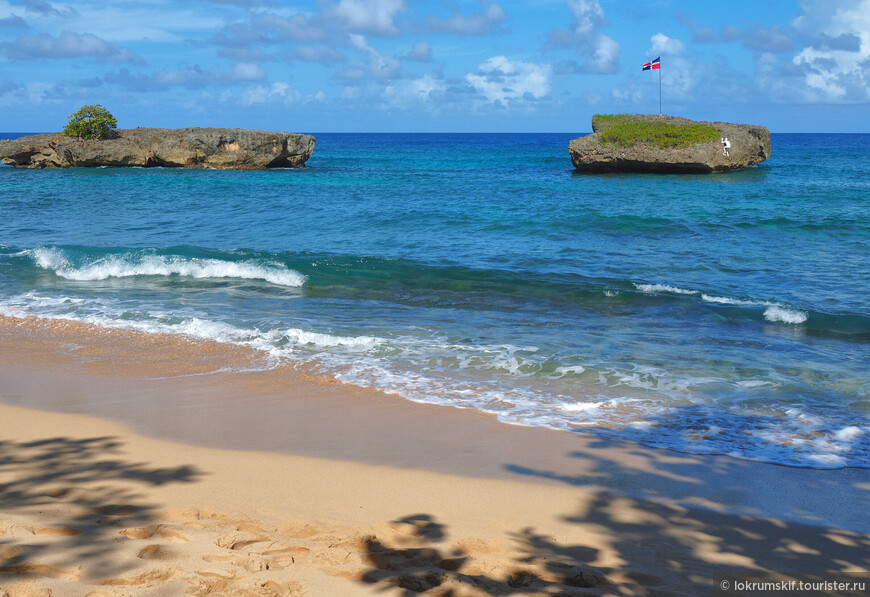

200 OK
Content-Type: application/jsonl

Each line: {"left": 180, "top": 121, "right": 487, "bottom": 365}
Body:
{"left": 1, "top": 314, "right": 868, "bottom": 596}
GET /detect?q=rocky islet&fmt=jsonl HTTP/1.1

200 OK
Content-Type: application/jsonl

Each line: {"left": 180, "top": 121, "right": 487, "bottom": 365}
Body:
{"left": 1, "top": 117, "right": 771, "bottom": 174}
{"left": 0, "top": 127, "right": 315, "bottom": 170}
{"left": 569, "top": 114, "right": 771, "bottom": 173}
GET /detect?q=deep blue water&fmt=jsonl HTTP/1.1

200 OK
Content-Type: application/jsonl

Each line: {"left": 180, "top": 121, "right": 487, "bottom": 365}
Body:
{"left": 1, "top": 132, "right": 868, "bottom": 468}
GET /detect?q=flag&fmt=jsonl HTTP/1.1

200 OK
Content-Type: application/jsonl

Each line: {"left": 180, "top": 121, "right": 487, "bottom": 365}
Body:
{"left": 642, "top": 57, "right": 661, "bottom": 71}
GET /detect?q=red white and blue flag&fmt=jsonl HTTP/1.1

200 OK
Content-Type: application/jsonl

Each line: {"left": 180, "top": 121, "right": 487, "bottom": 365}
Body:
{"left": 642, "top": 57, "right": 661, "bottom": 71}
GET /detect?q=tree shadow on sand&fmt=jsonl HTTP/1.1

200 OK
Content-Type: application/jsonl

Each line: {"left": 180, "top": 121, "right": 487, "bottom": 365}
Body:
{"left": 496, "top": 431, "right": 870, "bottom": 596}
{"left": 355, "top": 514, "right": 610, "bottom": 596}
{"left": 0, "top": 435, "right": 201, "bottom": 585}
{"left": 354, "top": 416, "right": 870, "bottom": 597}
{"left": 354, "top": 505, "right": 870, "bottom": 596}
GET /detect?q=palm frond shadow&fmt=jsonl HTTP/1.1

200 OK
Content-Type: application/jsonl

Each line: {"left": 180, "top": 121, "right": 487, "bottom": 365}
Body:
{"left": 0, "top": 435, "right": 201, "bottom": 583}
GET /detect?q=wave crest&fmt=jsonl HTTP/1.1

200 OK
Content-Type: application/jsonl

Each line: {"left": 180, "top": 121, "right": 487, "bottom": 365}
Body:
{"left": 634, "top": 283, "right": 699, "bottom": 295}
{"left": 29, "top": 247, "right": 306, "bottom": 288}
{"left": 763, "top": 305, "right": 808, "bottom": 324}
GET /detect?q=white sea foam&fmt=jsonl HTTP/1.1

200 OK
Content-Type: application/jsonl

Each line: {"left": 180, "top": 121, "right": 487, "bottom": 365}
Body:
{"left": 604, "top": 365, "right": 721, "bottom": 397}
{"left": 14, "top": 292, "right": 86, "bottom": 307}
{"left": 278, "top": 327, "right": 383, "bottom": 349}
{"left": 114, "top": 317, "right": 381, "bottom": 354}
{"left": 0, "top": 304, "right": 26, "bottom": 318}
{"left": 29, "top": 247, "right": 306, "bottom": 287}
{"left": 561, "top": 402, "right": 602, "bottom": 413}
{"left": 701, "top": 294, "right": 764, "bottom": 306}
{"left": 551, "top": 365, "right": 586, "bottom": 378}
{"left": 701, "top": 293, "right": 809, "bottom": 325}
{"left": 634, "top": 283, "right": 698, "bottom": 295}
{"left": 560, "top": 397, "right": 641, "bottom": 413}
{"left": 736, "top": 379, "right": 779, "bottom": 389}
{"left": 0, "top": 292, "right": 864, "bottom": 470}
{"left": 763, "top": 305, "right": 808, "bottom": 324}
{"left": 0, "top": 293, "right": 381, "bottom": 360}
{"left": 835, "top": 426, "right": 866, "bottom": 442}
{"left": 807, "top": 453, "right": 847, "bottom": 466}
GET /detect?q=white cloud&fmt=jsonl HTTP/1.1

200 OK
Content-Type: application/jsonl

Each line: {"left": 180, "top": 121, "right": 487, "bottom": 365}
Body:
{"left": 62, "top": 3, "right": 224, "bottom": 43}
{"left": 383, "top": 74, "right": 446, "bottom": 106}
{"left": 611, "top": 84, "right": 642, "bottom": 104}
{"left": 331, "top": 0, "right": 405, "bottom": 36}
{"left": 568, "top": 0, "right": 603, "bottom": 37}
{"left": 105, "top": 63, "right": 274, "bottom": 92}
{"left": 590, "top": 34, "right": 620, "bottom": 73}
{"left": 742, "top": 25, "right": 793, "bottom": 53}
{"left": 608, "top": 33, "right": 698, "bottom": 108}
{"left": 0, "top": 81, "right": 67, "bottom": 107}
{"left": 19, "top": 0, "right": 74, "bottom": 17}
{"left": 241, "top": 82, "right": 298, "bottom": 105}
{"left": 788, "top": 0, "right": 870, "bottom": 101}
{"left": 547, "top": 0, "right": 619, "bottom": 74}
{"left": 647, "top": 34, "right": 692, "bottom": 99}
{"left": 650, "top": 33, "right": 686, "bottom": 56}
{"left": 228, "top": 62, "right": 266, "bottom": 82}
{"left": 465, "top": 56, "right": 551, "bottom": 105}
{"left": 427, "top": 2, "right": 507, "bottom": 35}
{"left": 405, "top": 41, "right": 433, "bottom": 62}
{"left": 345, "top": 34, "right": 401, "bottom": 80}
{"left": 0, "top": 31, "right": 144, "bottom": 63}
{"left": 292, "top": 45, "right": 346, "bottom": 65}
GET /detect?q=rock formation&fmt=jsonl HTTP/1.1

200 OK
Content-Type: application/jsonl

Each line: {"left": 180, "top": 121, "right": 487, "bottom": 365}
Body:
{"left": 0, "top": 128, "right": 315, "bottom": 169}
{"left": 568, "top": 115, "right": 770, "bottom": 173}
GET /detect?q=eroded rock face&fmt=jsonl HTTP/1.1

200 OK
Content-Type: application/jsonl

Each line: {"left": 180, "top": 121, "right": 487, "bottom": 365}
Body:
{"left": 0, "top": 128, "right": 315, "bottom": 169}
{"left": 568, "top": 115, "right": 770, "bottom": 173}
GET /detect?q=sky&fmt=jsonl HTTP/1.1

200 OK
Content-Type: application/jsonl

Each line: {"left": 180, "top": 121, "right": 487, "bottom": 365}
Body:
{"left": 0, "top": 0, "right": 868, "bottom": 132}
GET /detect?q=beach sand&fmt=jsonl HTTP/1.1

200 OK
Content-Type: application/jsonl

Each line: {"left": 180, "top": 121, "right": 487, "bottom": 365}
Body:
{"left": 0, "top": 314, "right": 868, "bottom": 596}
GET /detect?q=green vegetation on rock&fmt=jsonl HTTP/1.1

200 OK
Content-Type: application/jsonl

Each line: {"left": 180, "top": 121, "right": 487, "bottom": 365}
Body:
{"left": 593, "top": 114, "right": 719, "bottom": 149}
{"left": 62, "top": 105, "right": 118, "bottom": 140}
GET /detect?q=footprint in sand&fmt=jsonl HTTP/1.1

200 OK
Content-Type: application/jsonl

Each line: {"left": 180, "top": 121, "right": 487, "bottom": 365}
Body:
{"left": 205, "top": 534, "right": 312, "bottom": 573}
{"left": 215, "top": 532, "right": 270, "bottom": 551}
{"left": 26, "top": 525, "right": 80, "bottom": 536}
{"left": 277, "top": 521, "right": 331, "bottom": 539}
{"left": 235, "top": 521, "right": 270, "bottom": 534}
{"left": 0, "top": 562, "right": 82, "bottom": 581}
{"left": 0, "top": 582, "right": 53, "bottom": 597}
{"left": 192, "top": 575, "right": 303, "bottom": 597}
{"left": 120, "top": 524, "right": 188, "bottom": 543}
{"left": 137, "top": 544, "right": 177, "bottom": 561}
{"left": 0, "top": 545, "right": 20, "bottom": 559}
{"left": 97, "top": 568, "right": 175, "bottom": 588}
{"left": 202, "top": 552, "right": 269, "bottom": 573}
{"left": 453, "top": 538, "right": 510, "bottom": 555}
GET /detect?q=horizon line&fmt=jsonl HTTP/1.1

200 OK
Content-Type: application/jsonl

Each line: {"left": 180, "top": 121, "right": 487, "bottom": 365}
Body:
{"left": 2, "top": 130, "right": 867, "bottom": 135}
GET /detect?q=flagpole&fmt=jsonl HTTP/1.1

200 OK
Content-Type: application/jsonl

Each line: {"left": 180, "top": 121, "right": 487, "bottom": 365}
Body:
{"left": 659, "top": 65, "right": 662, "bottom": 115}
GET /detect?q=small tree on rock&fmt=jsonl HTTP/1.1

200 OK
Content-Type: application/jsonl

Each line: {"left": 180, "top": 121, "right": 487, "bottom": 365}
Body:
{"left": 63, "top": 105, "right": 118, "bottom": 140}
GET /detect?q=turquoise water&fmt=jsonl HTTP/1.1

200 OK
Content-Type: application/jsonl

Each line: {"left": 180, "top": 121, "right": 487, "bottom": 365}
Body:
{"left": 1, "top": 133, "right": 868, "bottom": 468}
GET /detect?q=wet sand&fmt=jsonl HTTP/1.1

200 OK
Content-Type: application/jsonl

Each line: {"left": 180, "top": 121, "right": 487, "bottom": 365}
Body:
{"left": 1, "top": 314, "right": 868, "bottom": 596}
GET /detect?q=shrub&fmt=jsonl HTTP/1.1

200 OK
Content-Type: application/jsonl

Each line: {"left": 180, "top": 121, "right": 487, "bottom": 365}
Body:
{"left": 62, "top": 105, "right": 118, "bottom": 140}
{"left": 593, "top": 114, "right": 719, "bottom": 149}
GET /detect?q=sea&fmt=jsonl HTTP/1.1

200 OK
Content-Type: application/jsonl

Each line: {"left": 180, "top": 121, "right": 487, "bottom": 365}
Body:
{"left": 1, "top": 132, "right": 868, "bottom": 469}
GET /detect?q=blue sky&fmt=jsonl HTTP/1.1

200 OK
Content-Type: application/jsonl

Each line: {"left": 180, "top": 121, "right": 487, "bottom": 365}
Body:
{"left": 0, "top": 0, "right": 867, "bottom": 132}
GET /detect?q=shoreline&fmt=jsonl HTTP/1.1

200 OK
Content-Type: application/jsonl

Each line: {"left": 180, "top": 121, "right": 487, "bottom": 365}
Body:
{"left": 1, "top": 314, "right": 869, "bottom": 594}
{"left": 0, "top": 314, "right": 867, "bottom": 530}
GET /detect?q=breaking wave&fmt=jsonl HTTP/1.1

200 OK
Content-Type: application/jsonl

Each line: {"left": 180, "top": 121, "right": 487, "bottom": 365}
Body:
{"left": 27, "top": 247, "right": 306, "bottom": 287}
